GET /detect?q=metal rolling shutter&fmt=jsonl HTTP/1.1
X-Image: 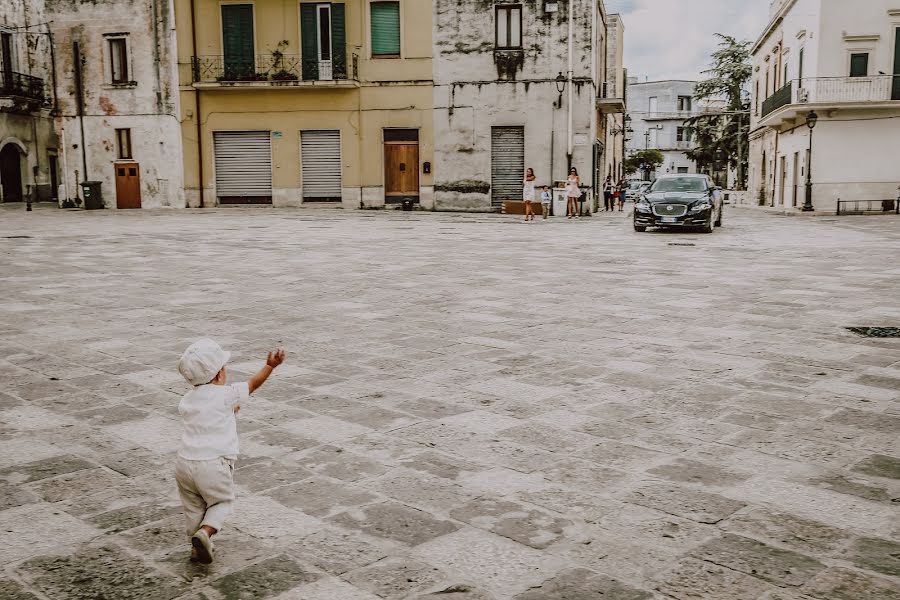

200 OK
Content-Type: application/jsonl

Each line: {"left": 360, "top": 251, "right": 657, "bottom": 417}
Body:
{"left": 491, "top": 126, "right": 525, "bottom": 206}
{"left": 213, "top": 131, "right": 272, "bottom": 200}
{"left": 301, "top": 130, "right": 342, "bottom": 200}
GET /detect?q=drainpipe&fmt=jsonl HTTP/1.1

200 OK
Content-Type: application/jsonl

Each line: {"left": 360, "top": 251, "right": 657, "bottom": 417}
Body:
{"left": 190, "top": 0, "right": 204, "bottom": 207}
{"left": 61, "top": 127, "right": 69, "bottom": 204}
{"left": 45, "top": 24, "right": 59, "bottom": 114}
{"left": 566, "top": 0, "right": 574, "bottom": 169}
{"left": 73, "top": 40, "right": 89, "bottom": 182}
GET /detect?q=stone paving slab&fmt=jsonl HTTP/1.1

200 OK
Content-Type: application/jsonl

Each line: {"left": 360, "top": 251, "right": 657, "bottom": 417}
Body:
{"left": 1, "top": 205, "right": 900, "bottom": 598}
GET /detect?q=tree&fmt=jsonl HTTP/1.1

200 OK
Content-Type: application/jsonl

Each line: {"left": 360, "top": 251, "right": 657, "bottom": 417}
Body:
{"left": 625, "top": 149, "right": 664, "bottom": 178}
{"left": 684, "top": 34, "right": 752, "bottom": 189}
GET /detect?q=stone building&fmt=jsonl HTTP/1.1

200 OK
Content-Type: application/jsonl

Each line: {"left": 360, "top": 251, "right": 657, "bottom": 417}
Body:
{"left": 602, "top": 12, "right": 626, "bottom": 181}
{"left": 626, "top": 79, "right": 701, "bottom": 180}
{"left": 48, "top": 0, "right": 183, "bottom": 208}
{"left": 432, "top": 0, "right": 622, "bottom": 211}
{"left": 0, "top": 0, "right": 57, "bottom": 204}
{"left": 749, "top": 0, "right": 900, "bottom": 210}
{"left": 176, "top": 0, "right": 434, "bottom": 209}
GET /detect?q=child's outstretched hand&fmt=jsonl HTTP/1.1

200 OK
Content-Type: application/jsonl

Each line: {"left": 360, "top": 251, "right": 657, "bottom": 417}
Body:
{"left": 266, "top": 349, "right": 285, "bottom": 369}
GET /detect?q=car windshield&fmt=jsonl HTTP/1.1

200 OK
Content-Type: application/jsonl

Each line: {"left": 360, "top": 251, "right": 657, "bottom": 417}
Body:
{"left": 650, "top": 177, "right": 708, "bottom": 193}
{"left": 628, "top": 181, "right": 646, "bottom": 190}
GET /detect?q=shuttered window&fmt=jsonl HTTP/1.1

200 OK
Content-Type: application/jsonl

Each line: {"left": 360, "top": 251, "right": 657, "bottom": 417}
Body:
{"left": 491, "top": 127, "right": 525, "bottom": 207}
{"left": 300, "top": 3, "right": 346, "bottom": 80}
{"left": 370, "top": 1, "right": 400, "bottom": 57}
{"left": 222, "top": 4, "right": 255, "bottom": 80}
{"left": 849, "top": 52, "right": 868, "bottom": 77}
{"left": 496, "top": 5, "right": 522, "bottom": 49}
{"left": 301, "top": 130, "right": 342, "bottom": 200}
{"left": 213, "top": 131, "right": 272, "bottom": 202}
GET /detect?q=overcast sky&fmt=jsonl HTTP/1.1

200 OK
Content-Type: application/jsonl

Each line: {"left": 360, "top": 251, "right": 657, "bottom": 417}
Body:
{"left": 604, "top": 0, "right": 770, "bottom": 82}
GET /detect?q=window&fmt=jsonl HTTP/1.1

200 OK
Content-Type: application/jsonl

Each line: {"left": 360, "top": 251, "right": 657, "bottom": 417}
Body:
{"left": 754, "top": 79, "right": 759, "bottom": 114}
{"left": 677, "top": 167, "right": 689, "bottom": 174}
{"left": 222, "top": 5, "right": 255, "bottom": 80}
{"left": 495, "top": 5, "right": 522, "bottom": 49}
{"left": 676, "top": 127, "right": 692, "bottom": 143}
{"left": 301, "top": 3, "right": 346, "bottom": 80}
{"left": 115, "top": 128, "right": 132, "bottom": 159}
{"left": 108, "top": 37, "right": 129, "bottom": 83}
{"left": 850, "top": 52, "right": 869, "bottom": 77}
{"left": 783, "top": 60, "right": 789, "bottom": 85}
{"left": 677, "top": 96, "right": 692, "bottom": 111}
{"left": 648, "top": 96, "right": 658, "bottom": 114}
{"left": 370, "top": 1, "right": 400, "bottom": 57}
{"left": 798, "top": 47, "right": 804, "bottom": 83}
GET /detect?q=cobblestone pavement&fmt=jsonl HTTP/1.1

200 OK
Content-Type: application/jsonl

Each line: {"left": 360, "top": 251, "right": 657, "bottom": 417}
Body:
{"left": 1, "top": 204, "right": 899, "bottom": 600}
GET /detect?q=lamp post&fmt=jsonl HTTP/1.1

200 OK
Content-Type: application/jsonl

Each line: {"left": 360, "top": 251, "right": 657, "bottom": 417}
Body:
{"left": 802, "top": 110, "right": 818, "bottom": 212}
{"left": 610, "top": 114, "right": 633, "bottom": 179}
{"left": 554, "top": 71, "right": 566, "bottom": 108}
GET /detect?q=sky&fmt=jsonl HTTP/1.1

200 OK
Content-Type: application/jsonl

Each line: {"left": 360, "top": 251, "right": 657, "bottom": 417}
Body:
{"left": 604, "top": 0, "right": 771, "bottom": 82}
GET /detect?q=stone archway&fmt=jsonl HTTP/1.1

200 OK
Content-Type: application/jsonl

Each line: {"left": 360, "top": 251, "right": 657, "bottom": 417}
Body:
{"left": 0, "top": 142, "right": 24, "bottom": 202}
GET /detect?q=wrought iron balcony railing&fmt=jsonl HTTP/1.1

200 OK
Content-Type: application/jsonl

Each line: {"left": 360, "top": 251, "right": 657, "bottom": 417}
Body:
{"left": 761, "top": 81, "right": 792, "bottom": 117}
{"left": 192, "top": 51, "right": 359, "bottom": 84}
{"left": 761, "top": 75, "right": 900, "bottom": 119}
{"left": 0, "top": 71, "right": 46, "bottom": 103}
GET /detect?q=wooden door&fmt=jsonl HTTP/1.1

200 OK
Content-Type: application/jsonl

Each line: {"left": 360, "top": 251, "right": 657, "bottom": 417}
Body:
{"left": 115, "top": 162, "right": 141, "bottom": 209}
{"left": 384, "top": 142, "right": 419, "bottom": 200}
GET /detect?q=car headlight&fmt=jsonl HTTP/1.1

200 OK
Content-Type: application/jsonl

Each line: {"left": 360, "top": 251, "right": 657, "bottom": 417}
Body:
{"left": 690, "top": 202, "right": 712, "bottom": 213}
{"left": 635, "top": 199, "right": 651, "bottom": 212}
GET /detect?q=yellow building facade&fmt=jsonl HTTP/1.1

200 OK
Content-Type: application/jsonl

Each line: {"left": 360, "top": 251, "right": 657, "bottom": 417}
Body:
{"left": 176, "top": 0, "right": 434, "bottom": 209}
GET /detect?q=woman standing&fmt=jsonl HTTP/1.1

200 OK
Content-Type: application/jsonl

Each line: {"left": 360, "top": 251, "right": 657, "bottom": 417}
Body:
{"left": 566, "top": 167, "right": 582, "bottom": 219}
{"left": 603, "top": 176, "right": 614, "bottom": 211}
{"left": 617, "top": 178, "right": 628, "bottom": 211}
{"left": 523, "top": 168, "right": 537, "bottom": 221}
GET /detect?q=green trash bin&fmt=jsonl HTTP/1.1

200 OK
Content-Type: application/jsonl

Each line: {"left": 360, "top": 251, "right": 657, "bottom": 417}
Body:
{"left": 81, "top": 181, "right": 104, "bottom": 210}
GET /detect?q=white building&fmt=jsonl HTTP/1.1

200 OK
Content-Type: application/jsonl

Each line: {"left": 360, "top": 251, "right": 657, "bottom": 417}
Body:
{"left": 603, "top": 13, "right": 627, "bottom": 181}
{"left": 625, "top": 79, "right": 703, "bottom": 179}
{"left": 432, "top": 0, "right": 623, "bottom": 211}
{"left": 49, "top": 0, "right": 184, "bottom": 209}
{"left": 749, "top": 0, "right": 900, "bottom": 211}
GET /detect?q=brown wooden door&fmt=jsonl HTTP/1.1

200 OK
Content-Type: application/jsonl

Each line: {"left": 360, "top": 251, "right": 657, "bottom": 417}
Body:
{"left": 115, "top": 162, "right": 141, "bottom": 209}
{"left": 384, "top": 142, "right": 419, "bottom": 200}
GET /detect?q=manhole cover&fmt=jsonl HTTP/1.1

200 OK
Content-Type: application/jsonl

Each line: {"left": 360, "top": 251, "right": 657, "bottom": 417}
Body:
{"left": 846, "top": 327, "right": 900, "bottom": 338}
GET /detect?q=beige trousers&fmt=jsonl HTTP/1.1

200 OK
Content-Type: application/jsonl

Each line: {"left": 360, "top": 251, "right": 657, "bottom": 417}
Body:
{"left": 174, "top": 456, "right": 235, "bottom": 539}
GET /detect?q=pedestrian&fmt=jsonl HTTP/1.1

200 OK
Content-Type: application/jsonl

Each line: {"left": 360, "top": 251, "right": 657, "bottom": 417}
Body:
{"left": 566, "top": 167, "right": 582, "bottom": 219}
{"left": 523, "top": 168, "right": 536, "bottom": 221}
{"left": 540, "top": 185, "right": 552, "bottom": 219}
{"left": 617, "top": 178, "right": 628, "bottom": 211}
{"left": 175, "top": 339, "right": 285, "bottom": 564}
{"left": 603, "top": 176, "right": 614, "bottom": 211}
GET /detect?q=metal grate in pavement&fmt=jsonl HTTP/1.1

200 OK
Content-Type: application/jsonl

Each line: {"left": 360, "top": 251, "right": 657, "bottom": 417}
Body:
{"left": 846, "top": 327, "right": 900, "bottom": 338}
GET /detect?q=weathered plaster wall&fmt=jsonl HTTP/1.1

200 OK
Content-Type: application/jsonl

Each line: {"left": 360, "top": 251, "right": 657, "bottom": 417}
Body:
{"left": 433, "top": 0, "right": 602, "bottom": 211}
{"left": 0, "top": 0, "right": 58, "bottom": 203}
{"left": 48, "top": 0, "right": 184, "bottom": 208}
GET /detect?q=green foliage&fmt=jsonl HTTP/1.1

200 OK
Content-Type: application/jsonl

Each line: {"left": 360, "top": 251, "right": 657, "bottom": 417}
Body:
{"left": 685, "top": 34, "right": 752, "bottom": 189}
{"left": 625, "top": 149, "right": 665, "bottom": 176}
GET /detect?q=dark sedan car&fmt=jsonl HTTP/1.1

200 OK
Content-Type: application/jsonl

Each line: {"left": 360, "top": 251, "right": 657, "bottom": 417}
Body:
{"left": 633, "top": 175, "right": 723, "bottom": 233}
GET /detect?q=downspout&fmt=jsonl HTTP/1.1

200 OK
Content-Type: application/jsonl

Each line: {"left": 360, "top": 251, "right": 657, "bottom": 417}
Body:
{"left": 566, "top": 0, "right": 574, "bottom": 168}
{"left": 190, "top": 0, "right": 204, "bottom": 207}
{"left": 73, "top": 40, "right": 88, "bottom": 182}
{"left": 590, "top": 1, "right": 597, "bottom": 203}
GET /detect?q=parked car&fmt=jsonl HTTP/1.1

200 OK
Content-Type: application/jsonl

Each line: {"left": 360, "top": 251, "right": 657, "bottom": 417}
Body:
{"left": 625, "top": 180, "right": 651, "bottom": 201}
{"left": 633, "top": 174, "right": 723, "bottom": 233}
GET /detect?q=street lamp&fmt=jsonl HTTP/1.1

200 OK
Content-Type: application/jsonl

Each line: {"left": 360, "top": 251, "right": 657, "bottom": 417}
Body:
{"left": 802, "top": 110, "right": 818, "bottom": 212}
{"left": 554, "top": 72, "right": 566, "bottom": 108}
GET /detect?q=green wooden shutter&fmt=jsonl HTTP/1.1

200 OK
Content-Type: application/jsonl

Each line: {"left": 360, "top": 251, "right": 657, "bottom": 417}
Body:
{"left": 850, "top": 53, "right": 868, "bottom": 77}
{"left": 371, "top": 2, "right": 400, "bottom": 57}
{"left": 222, "top": 4, "right": 254, "bottom": 80}
{"left": 301, "top": 3, "right": 318, "bottom": 80}
{"left": 331, "top": 4, "right": 346, "bottom": 78}
{"left": 893, "top": 28, "right": 900, "bottom": 100}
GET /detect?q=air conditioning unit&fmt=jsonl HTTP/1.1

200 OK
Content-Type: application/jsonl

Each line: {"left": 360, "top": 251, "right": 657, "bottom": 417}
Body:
{"left": 798, "top": 88, "right": 809, "bottom": 103}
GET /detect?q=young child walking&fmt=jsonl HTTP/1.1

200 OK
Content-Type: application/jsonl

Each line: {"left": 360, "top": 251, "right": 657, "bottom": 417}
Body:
{"left": 175, "top": 339, "right": 285, "bottom": 564}
{"left": 540, "top": 186, "right": 552, "bottom": 219}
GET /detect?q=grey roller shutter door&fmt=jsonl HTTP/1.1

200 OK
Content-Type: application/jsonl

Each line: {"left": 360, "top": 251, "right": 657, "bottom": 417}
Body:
{"left": 213, "top": 131, "right": 272, "bottom": 199}
{"left": 491, "top": 126, "right": 525, "bottom": 206}
{"left": 301, "top": 130, "right": 342, "bottom": 200}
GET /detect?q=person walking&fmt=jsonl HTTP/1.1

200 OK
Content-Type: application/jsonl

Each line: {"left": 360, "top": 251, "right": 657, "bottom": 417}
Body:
{"left": 603, "top": 176, "right": 614, "bottom": 211}
{"left": 540, "top": 186, "right": 552, "bottom": 219}
{"left": 523, "top": 168, "right": 537, "bottom": 221}
{"left": 617, "top": 178, "right": 628, "bottom": 211}
{"left": 566, "top": 167, "right": 582, "bottom": 219}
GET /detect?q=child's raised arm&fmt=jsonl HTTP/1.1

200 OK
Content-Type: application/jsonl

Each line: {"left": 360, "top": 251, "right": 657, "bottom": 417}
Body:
{"left": 248, "top": 349, "right": 285, "bottom": 394}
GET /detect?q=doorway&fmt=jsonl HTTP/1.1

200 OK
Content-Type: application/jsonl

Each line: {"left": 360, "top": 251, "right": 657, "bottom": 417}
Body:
{"left": 893, "top": 27, "right": 900, "bottom": 100}
{"left": 384, "top": 129, "right": 419, "bottom": 204}
{"left": 114, "top": 162, "right": 142, "bottom": 209}
{"left": 791, "top": 152, "right": 799, "bottom": 207}
{"left": 779, "top": 156, "right": 787, "bottom": 206}
{"left": 316, "top": 4, "right": 333, "bottom": 80}
{"left": 49, "top": 153, "right": 59, "bottom": 202}
{"left": 0, "top": 144, "right": 23, "bottom": 202}
{"left": 1, "top": 31, "right": 13, "bottom": 90}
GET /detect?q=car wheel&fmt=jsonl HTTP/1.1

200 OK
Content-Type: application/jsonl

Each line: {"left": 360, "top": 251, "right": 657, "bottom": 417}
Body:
{"left": 715, "top": 208, "right": 723, "bottom": 227}
{"left": 634, "top": 224, "right": 647, "bottom": 232}
{"left": 701, "top": 216, "right": 714, "bottom": 234}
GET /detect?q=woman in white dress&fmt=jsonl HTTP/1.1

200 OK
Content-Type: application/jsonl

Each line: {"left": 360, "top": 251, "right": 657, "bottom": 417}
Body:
{"left": 566, "top": 167, "right": 582, "bottom": 219}
{"left": 523, "top": 168, "right": 537, "bottom": 221}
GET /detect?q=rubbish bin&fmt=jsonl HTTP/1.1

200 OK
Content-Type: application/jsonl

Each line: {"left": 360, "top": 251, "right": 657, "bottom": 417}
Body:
{"left": 401, "top": 197, "right": 414, "bottom": 211}
{"left": 81, "top": 181, "right": 104, "bottom": 210}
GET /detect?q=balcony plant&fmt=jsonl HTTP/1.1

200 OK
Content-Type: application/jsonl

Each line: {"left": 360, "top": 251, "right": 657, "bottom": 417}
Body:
{"left": 271, "top": 69, "right": 298, "bottom": 82}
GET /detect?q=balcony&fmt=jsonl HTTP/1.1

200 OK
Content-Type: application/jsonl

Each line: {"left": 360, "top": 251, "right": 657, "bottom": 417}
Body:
{"left": 0, "top": 72, "right": 47, "bottom": 106}
{"left": 597, "top": 80, "right": 625, "bottom": 114}
{"left": 191, "top": 51, "right": 359, "bottom": 89}
{"left": 759, "top": 76, "right": 900, "bottom": 127}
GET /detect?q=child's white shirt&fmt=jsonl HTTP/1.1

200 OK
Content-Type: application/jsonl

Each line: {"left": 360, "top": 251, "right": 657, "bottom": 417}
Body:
{"left": 178, "top": 382, "right": 249, "bottom": 460}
